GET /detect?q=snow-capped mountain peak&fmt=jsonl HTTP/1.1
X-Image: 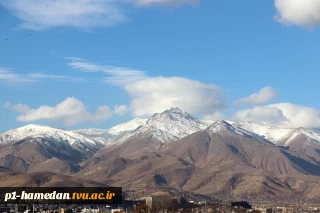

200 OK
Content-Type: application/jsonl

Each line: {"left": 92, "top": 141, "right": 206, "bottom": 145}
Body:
{"left": 206, "top": 120, "right": 320, "bottom": 146}
{"left": 146, "top": 107, "right": 195, "bottom": 124}
{"left": 279, "top": 127, "right": 320, "bottom": 146}
{"left": 226, "top": 121, "right": 293, "bottom": 144}
{"left": 206, "top": 120, "right": 265, "bottom": 140}
{"left": 207, "top": 120, "right": 234, "bottom": 131}
{"left": 107, "top": 118, "right": 147, "bottom": 135}
{"left": 3, "top": 109, "right": 320, "bottom": 150}
{"left": 117, "top": 107, "right": 209, "bottom": 143}
{"left": 0, "top": 124, "right": 100, "bottom": 147}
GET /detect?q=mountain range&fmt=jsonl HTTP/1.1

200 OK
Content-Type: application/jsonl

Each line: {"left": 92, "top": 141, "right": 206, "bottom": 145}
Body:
{"left": 1, "top": 107, "right": 320, "bottom": 204}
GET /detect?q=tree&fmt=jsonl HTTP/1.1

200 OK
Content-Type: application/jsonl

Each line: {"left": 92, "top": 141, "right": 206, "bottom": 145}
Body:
{"left": 132, "top": 203, "right": 150, "bottom": 213}
{"left": 151, "top": 195, "right": 173, "bottom": 213}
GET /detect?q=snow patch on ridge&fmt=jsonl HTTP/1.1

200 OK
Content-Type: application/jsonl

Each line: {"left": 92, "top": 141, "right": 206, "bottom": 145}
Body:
{"left": 0, "top": 124, "right": 98, "bottom": 146}
{"left": 207, "top": 120, "right": 320, "bottom": 146}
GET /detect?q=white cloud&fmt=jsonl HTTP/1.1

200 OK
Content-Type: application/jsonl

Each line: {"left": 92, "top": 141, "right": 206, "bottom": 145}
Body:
{"left": 114, "top": 105, "right": 129, "bottom": 115}
{"left": 3, "top": 102, "right": 30, "bottom": 113}
{"left": 27, "top": 73, "right": 83, "bottom": 82}
{"left": 67, "top": 57, "right": 146, "bottom": 85}
{"left": 0, "top": 67, "right": 83, "bottom": 84}
{"left": 232, "top": 106, "right": 288, "bottom": 127}
{"left": 123, "top": 76, "right": 227, "bottom": 117}
{"left": 137, "top": 0, "right": 197, "bottom": 6}
{"left": 5, "top": 97, "right": 113, "bottom": 126}
{"left": 1, "top": 0, "right": 196, "bottom": 31}
{"left": 0, "top": 0, "right": 128, "bottom": 31}
{"left": 67, "top": 58, "right": 227, "bottom": 118}
{"left": 203, "top": 111, "right": 226, "bottom": 122}
{"left": 3, "top": 98, "right": 131, "bottom": 126}
{"left": 2, "top": 102, "right": 11, "bottom": 109}
{"left": 235, "top": 86, "right": 279, "bottom": 105}
{"left": 274, "top": 0, "right": 320, "bottom": 28}
{"left": 67, "top": 58, "right": 103, "bottom": 72}
{"left": 94, "top": 106, "right": 113, "bottom": 121}
{"left": 232, "top": 103, "right": 320, "bottom": 129}
{"left": 0, "top": 67, "right": 35, "bottom": 83}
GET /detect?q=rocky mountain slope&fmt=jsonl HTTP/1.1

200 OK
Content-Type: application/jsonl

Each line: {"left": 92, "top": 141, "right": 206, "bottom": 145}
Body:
{"left": 75, "top": 117, "right": 320, "bottom": 203}
{"left": 1, "top": 108, "right": 320, "bottom": 203}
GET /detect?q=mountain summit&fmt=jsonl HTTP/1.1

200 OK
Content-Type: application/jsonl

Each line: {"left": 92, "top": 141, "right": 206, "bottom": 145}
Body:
{"left": 117, "top": 107, "right": 209, "bottom": 143}
{"left": 0, "top": 124, "right": 100, "bottom": 147}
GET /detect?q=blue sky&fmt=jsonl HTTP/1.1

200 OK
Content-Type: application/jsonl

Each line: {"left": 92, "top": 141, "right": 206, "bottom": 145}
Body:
{"left": 1, "top": 0, "right": 320, "bottom": 133}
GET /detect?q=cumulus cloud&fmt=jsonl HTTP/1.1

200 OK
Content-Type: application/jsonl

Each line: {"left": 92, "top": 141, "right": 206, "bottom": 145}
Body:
{"left": 94, "top": 106, "right": 114, "bottom": 121}
{"left": 3, "top": 97, "right": 113, "bottom": 126}
{"left": 232, "top": 103, "right": 320, "bottom": 129}
{"left": 3, "top": 102, "right": 30, "bottom": 113}
{"left": 0, "top": 0, "right": 128, "bottom": 31}
{"left": 274, "top": 0, "right": 320, "bottom": 28}
{"left": 123, "top": 76, "right": 227, "bottom": 117}
{"left": 203, "top": 111, "right": 226, "bottom": 122}
{"left": 3, "top": 98, "right": 130, "bottom": 126}
{"left": 235, "top": 86, "right": 279, "bottom": 105}
{"left": 114, "top": 105, "right": 129, "bottom": 115}
{"left": 232, "top": 106, "right": 288, "bottom": 127}
{"left": 66, "top": 58, "right": 227, "bottom": 118}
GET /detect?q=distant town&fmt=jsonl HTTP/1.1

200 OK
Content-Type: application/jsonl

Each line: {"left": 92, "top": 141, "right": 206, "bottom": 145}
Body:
{"left": 1, "top": 195, "right": 320, "bottom": 213}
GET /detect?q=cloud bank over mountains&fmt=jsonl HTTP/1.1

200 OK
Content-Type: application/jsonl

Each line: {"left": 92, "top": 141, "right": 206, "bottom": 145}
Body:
{"left": 67, "top": 58, "right": 228, "bottom": 118}
{"left": 3, "top": 97, "right": 115, "bottom": 126}
{"left": 124, "top": 76, "right": 227, "bottom": 117}
{"left": 3, "top": 57, "right": 320, "bottom": 129}
{"left": 4, "top": 75, "right": 320, "bottom": 129}
{"left": 233, "top": 103, "right": 320, "bottom": 129}
{"left": 235, "top": 86, "right": 279, "bottom": 105}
